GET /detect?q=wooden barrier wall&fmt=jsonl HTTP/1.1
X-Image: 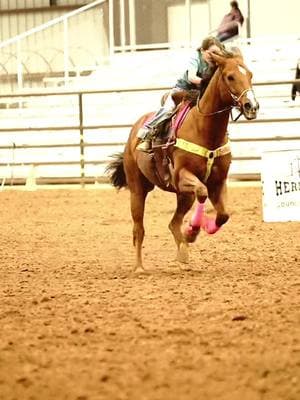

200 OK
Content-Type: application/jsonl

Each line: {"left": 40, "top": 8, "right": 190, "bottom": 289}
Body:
{"left": 0, "top": 81, "right": 299, "bottom": 187}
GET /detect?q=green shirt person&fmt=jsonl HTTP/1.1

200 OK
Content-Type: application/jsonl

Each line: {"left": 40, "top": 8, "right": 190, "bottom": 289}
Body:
{"left": 175, "top": 49, "right": 213, "bottom": 91}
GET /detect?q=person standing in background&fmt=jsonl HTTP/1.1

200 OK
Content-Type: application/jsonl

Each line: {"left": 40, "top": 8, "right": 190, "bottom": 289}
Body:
{"left": 217, "top": 1, "right": 244, "bottom": 42}
{"left": 291, "top": 60, "right": 300, "bottom": 101}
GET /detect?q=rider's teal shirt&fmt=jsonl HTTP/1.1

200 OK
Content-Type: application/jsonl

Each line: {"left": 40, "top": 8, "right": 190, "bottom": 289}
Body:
{"left": 175, "top": 50, "right": 210, "bottom": 90}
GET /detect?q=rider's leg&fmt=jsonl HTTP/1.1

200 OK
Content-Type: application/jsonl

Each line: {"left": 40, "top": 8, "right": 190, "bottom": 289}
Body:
{"left": 137, "top": 90, "right": 177, "bottom": 151}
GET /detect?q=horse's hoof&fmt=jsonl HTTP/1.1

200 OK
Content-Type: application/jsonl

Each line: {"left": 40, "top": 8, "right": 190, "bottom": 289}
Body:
{"left": 183, "top": 225, "right": 200, "bottom": 243}
{"left": 134, "top": 268, "right": 150, "bottom": 275}
{"left": 133, "top": 262, "right": 145, "bottom": 273}
{"left": 216, "top": 213, "right": 229, "bottom": 227}
{"left": 177, "top": 243, "right": 189, "bottom": 264}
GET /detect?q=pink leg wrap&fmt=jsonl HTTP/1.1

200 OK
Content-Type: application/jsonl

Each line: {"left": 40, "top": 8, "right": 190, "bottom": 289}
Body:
{"left": 188, "top": 202, "right": 220, "bottom": 235}
{"left": 191, "top": 202, "right": 205, "bottom": 226}
{"left": 201, "top": 217, "right": 220, "bottom": 234}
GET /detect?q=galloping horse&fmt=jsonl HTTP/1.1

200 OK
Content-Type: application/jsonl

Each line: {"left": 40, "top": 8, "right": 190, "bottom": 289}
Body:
{"left": 106, "top": 50, "right": 259, "bottom": 271}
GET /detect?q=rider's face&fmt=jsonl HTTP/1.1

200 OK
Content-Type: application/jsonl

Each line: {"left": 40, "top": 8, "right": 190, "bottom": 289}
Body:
{"left": 202, "top": 45, "right": 222, "bottom": 65}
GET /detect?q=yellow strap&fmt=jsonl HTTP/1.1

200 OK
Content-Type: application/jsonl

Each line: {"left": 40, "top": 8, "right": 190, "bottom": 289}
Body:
{"left": 174, "top": 138, "right": 231, "bottom": 182}
{"left": 204, "top": 157, "right": 215, "bottom": 183}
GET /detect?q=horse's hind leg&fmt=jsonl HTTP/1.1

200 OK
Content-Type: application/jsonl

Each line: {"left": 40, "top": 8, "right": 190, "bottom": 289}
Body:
{"left": 169, "top": 192, "right": 195, "bottom": 263}
{"left": 130, "top": 188, "right": 149, "bottom": 272}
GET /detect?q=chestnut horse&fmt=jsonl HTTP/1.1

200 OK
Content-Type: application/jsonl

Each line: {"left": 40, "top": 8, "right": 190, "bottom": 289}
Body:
{"left": 106, "top": 51, "right": 259, "bottom": 271}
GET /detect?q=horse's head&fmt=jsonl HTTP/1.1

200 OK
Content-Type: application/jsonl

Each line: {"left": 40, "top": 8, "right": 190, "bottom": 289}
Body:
{"left": 209, "top": 50, "right": 259, "bottom": 120}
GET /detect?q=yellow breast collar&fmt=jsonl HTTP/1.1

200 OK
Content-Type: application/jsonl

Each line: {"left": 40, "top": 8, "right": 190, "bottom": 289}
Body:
{"left": 174, "top": 138, "right": 231, "bottom": 182}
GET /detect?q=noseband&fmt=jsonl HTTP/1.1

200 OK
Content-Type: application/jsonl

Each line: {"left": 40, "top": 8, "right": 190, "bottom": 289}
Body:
{"left": 229, "top": 88, "right": 255, "bottom": 105}
{"left": 228, "top": 87, "right": 256, "bottom": 121}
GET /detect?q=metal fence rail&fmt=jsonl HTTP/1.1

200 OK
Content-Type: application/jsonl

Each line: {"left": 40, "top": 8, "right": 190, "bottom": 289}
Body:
{"left": 0, "top": 0, "right": 108, "bottom": 93}
{"left": 0, "top": 79, "right": 299, "bottom": 187}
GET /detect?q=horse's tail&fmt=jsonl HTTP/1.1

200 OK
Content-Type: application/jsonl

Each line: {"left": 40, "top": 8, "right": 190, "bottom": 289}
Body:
{"left": 105, "top": 152, "right": 127, "bottom": 190}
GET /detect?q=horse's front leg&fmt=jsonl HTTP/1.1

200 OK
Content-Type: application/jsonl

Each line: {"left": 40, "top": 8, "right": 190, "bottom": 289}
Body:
{"left": 169, "top": 192, "right": 195, "bottom": 263}
{"left": 130, "top": 190, "right": 148, "bottom": 272}
{"left": 176, "top": 167, "right": 208, "bottom": 249}
{"left": 208, "top": 179, "right": 230, "bottom": 228}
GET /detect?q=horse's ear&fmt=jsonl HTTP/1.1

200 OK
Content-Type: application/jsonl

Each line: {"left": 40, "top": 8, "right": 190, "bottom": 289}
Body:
{"left": 228, "top": 46, "right": 244, "bottom": 62}
{"left": 208, "top": 52, "right": 227, "bottom": 67}
{"left": 228, "top": 46, "right": 243, "bottom": 57}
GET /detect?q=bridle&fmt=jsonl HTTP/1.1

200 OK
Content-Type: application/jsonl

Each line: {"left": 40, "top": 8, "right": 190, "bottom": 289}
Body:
{"left": 229, "top": 87, "right": 255, "bottom": 121}
{"left": 229, "top": 87, "right": 254, "bottom": 103}
{"left": 196, "top": 69, "right": 255, "bottom": 121}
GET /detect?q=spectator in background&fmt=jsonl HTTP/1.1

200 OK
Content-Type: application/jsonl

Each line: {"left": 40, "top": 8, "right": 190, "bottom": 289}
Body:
{"left": 217, "top": 1, "right": 244, "bottom": 42}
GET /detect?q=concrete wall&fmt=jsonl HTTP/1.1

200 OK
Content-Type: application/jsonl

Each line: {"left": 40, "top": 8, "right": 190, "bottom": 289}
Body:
{"left": 250, "top": 0, "right": 299, "bottom": 37}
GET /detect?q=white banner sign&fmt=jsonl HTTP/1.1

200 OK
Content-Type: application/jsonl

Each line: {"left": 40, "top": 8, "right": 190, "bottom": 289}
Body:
{"left": 261, "top": 149, "right": 300, "bottom": 222}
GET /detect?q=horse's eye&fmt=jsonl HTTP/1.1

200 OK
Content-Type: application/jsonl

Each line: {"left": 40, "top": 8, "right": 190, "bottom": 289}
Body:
{"left": 227, "top": 75, "right": 234, "bottom": 81}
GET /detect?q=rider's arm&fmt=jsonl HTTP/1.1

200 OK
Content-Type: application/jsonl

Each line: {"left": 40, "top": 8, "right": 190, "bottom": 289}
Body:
{"left": 187, "top": 68, "right": 202, "bottom": 86}
{"left": 186, "top": 52, "right": 202, "bottom": 87}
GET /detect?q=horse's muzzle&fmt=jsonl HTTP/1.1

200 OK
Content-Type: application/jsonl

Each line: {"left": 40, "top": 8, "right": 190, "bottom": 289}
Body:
{"left": 243, "top": 100, "right": 259, "bottom": 120}
{"left": 241, "top": 91, "right": 259, "bottom": 120}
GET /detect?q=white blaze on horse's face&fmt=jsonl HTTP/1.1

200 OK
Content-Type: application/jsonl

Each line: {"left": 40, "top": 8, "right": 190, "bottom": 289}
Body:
{"left": 245, "top": 89, "right": 257, "bottom": 107}
{"left": 226, "top": 60, "right": 259, "bottom": 120}
{"left": 238, "top": 65, "right": 247, "bottom": 76}
{"left": 242, "top": 88, "right": 259, "bottom": 120}
{"left": 237, "top": 64, "right": 259, "bottom": 120}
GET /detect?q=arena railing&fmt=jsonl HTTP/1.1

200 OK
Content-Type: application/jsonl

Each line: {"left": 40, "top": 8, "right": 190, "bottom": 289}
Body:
{"left": 0, "top": 78, "right": 299, "bottom": 188}
{"left": 0, "top": 0, "right": 109, "bottom": 93}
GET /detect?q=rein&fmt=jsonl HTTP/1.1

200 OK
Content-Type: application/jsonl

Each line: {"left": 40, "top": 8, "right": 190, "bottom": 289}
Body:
{"left": 196, "top": 85, "right": 254, "bottom": 122}
{"left": 197, "top": 95, "right": 242, "bottom": 122}
{"left": 196, "top": 91, "right": 233, "bottom": 116}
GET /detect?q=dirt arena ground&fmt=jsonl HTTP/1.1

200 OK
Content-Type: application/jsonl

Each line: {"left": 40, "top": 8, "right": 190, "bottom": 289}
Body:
{"left": 0, "top": 185, "right": 299, "bottom": 400}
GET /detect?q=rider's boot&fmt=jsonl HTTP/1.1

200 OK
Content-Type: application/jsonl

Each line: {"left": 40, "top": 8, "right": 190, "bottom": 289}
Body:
{"left": 136, "top": 127, "right": 153, "bottom": 152}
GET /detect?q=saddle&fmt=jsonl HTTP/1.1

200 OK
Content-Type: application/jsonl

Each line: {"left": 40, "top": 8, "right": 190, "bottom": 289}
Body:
{"left": 148, "top": 90, "right": 199, "bottom": 187}
{"left": 151, "top": 89, "right": 199, "bottom": 146}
